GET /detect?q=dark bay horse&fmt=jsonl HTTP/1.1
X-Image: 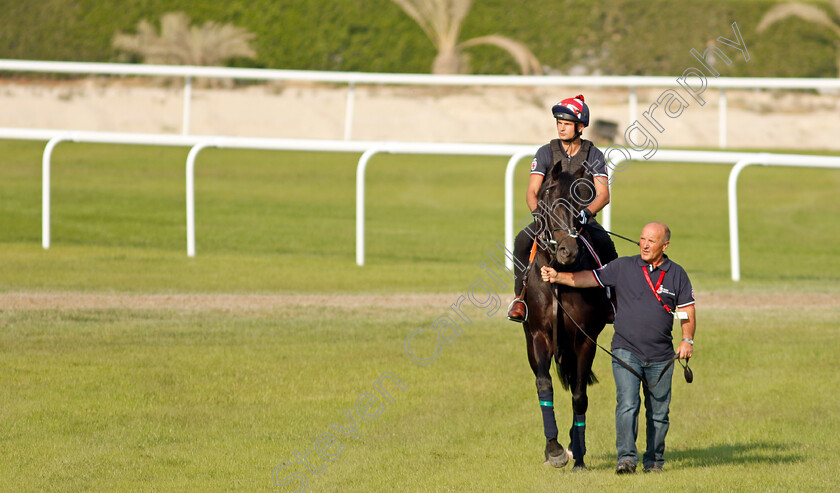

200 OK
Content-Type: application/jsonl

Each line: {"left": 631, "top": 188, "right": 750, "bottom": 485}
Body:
{"left": 522, "top": 166, "right": 609, "bottom": 471}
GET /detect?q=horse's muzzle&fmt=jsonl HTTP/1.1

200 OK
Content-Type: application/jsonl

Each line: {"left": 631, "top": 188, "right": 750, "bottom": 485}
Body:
{"left": 555, "top": 243, "right": 577, "bottom": 265}
{"left": 553, "top": 231, "right": 579, "bottom": 265}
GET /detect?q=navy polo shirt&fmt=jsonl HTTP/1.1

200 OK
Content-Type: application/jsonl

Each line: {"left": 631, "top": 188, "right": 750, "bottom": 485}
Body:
{"left": 592, "top": 255, "right": 695, "bottom": 362}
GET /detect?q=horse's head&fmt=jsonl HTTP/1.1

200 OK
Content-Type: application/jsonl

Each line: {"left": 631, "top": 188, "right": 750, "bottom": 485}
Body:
{"left": 536, "top": 167, "right": 595, "bottom": 267}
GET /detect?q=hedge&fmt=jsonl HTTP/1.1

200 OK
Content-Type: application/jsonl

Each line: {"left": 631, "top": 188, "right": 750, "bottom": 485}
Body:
{"left": 0, "top": 0, "right": 836, "bottom": 77}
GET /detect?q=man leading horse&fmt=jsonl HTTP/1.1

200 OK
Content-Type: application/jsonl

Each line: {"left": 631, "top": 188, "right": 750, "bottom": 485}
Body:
{"left": 541, "top": 222, "right": 696, "bottom": 474}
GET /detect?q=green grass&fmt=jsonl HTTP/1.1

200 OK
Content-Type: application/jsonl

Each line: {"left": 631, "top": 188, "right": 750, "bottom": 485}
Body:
{"left": 1, "top": 302, "right": 838, "bottom": 491}
{"left": 1, "top": 140, "right": 839, "bottom": 294}
{"left": 2, "top": 139, "right": 840, "bottom": 491}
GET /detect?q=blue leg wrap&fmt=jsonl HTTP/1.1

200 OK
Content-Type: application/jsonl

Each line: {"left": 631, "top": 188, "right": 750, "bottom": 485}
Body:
{"left": 570, "top": 413, "right": 586, "bottom": 458}
{"left": 539, "top": 392, "right": 558, "bottom": 440}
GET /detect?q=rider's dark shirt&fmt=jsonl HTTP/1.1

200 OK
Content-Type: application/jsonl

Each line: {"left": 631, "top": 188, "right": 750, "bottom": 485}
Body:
{"left": 530, "top": 142, "right": 608, "bottom": 179}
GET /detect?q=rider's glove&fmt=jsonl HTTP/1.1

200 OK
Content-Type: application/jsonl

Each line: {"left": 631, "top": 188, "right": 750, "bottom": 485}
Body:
{"left": 578, "top": 208, "right": 594, "bottom": 225}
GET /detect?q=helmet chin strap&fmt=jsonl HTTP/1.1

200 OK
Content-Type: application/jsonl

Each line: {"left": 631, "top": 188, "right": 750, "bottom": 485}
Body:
{"left": 557, "top": 118, "right": 583, "bottom": 144}
{"left": 561, "top": 127, "right": 583, "bottom": 144}
{"left": 561, "top": 130, "right": 582, "bottom": 143}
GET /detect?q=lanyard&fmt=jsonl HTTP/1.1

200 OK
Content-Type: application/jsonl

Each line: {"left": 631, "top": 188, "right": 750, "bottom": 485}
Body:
{"left": 642, "top": 267, "right": 672, "bottom": 314}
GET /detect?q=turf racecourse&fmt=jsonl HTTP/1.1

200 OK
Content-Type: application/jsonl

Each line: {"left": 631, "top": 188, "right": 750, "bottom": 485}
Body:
{"left": 1, "top": 140, "right": 839, "bottom": 491}
{"left": 2, "top": 294, "right": 838, "bottom": 491}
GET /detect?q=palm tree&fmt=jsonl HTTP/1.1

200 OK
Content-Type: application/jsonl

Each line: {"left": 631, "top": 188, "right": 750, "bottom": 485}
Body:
{"left": 757, "top": 0, "right": 840, "bottom": 77}
{"left": 113, "top": 11, "right": 256, "bottom": 67}
{"left": 390, "top": 0, "right": 542, "bottom": 74}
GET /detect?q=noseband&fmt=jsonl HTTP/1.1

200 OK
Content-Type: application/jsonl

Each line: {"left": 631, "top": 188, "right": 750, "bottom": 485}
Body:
{"left": 538, "top": 182, "right": 581, "bottom": 258}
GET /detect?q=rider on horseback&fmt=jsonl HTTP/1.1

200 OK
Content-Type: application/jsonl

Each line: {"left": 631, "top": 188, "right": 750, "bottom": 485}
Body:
{"left": 507, "top": 95, "right": 618, "bottom": 322}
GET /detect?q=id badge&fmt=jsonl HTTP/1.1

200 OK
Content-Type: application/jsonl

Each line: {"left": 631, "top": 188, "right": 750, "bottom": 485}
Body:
{"left": 674, "top": 310, "right": 689, "bottom": 320}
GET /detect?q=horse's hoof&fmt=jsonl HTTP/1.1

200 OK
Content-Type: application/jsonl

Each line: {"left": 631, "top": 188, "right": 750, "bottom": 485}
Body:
{"left": 572, "top": 462, "right": 587, "bottom": 471}
{"left": 545, "top": 452, "right": 569, "bottom": 468}
{"left": 544, "top": 448, "right": 570, "bottom": 468}
{"left": 544, "top": 440, "right": 569, "bottom": 468}
{"left": 543, "top": 451, "right": 570, "bottom": 468}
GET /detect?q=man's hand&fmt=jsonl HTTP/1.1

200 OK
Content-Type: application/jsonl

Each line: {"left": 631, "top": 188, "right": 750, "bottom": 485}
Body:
{"left": 540, "top": 266, "right": 600, "bottom": 288}
{"left": 541, "top": 266, "right": 559, "bottom": 283}
{"left": 676, "top": 305, "right": 695, "bottom": 360}
{"left": 676, "top": 340, "right": 693, "bottom": 359}
{"left": 578, "top": 208, "right": 593, "bottom": 225}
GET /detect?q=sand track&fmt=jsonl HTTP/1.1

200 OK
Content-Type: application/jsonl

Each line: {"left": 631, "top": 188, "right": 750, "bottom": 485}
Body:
{"left": 3, "top": 80, "right": 840, "bottom": 150}
{"left": 0, "top": 292, "right": 837, "bottom": 311}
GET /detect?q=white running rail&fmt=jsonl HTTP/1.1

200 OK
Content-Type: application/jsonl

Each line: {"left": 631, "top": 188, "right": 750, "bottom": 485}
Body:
{"left": 4, "top": 59, "right": 840, "bottom": 145}
{"left": 726, "top": 155, "right": 840, "bottom": 281}
{"left": 2, "top": 127, "right": 838, "bottom": 280}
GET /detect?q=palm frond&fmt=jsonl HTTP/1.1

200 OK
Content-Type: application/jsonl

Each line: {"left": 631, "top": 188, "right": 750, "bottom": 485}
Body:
{"left": 390, "top": 0, "right": 442, "bottom": 47}
{"left": 392, "top": 0, "right": 544, "bottom": 74}
{"left": 460, "top": 34, "right": 543, "bottom": 75}
{"left": 112, "top": 11, "right": 256, "bottom": 67}
{"left": 757, "top": 3, "right": 840, "bottom": 39}
{"left": 390, "top": 0, "right": 473, "bottom": 50}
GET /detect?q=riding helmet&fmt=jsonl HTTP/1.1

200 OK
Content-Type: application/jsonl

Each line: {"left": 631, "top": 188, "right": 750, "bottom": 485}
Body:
{"left": 552, "top": 95, "right": 590, "bottom": 127}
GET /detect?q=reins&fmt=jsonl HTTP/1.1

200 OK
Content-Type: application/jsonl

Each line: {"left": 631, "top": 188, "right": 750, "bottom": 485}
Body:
{"left": 549, "top": 283, "right": 684, "bottom": 390}
{"left": 604, "top": 229, "right": 641, "bottom": 246}
{"left": 536, "top": 182, "right": 580, "bottom": 256}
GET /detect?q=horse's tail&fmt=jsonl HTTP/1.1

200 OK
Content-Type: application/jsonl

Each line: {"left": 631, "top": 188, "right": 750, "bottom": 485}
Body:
{"left": 585, "top": 366, "right": 599, "bottom": 386}
{"left": 555, "top": 334, "right": 599, "bottom": 390}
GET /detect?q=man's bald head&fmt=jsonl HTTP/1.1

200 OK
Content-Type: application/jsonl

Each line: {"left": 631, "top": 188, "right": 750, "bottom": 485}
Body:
{"left": 643, "top": 222, "right": 671, "bottom": 242}
{"left": 639, "top": 222, "right": 671, "bottom": 266}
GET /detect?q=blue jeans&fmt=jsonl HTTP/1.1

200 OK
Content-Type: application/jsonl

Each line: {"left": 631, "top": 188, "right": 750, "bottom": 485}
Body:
{"left": 611, "top": 348, "right": 674, "bottom": 468}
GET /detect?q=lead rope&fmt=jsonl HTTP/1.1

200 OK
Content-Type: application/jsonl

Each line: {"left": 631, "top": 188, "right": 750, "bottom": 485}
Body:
{"left": 550, "top": 283, "right": 688, "bottom": 390}
{"left": 603, "top": 229, "right": 640, "bottom": 246}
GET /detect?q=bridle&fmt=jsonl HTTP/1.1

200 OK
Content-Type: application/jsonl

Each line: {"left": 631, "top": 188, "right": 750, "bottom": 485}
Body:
{"left": 537, "top": 181, "right": 581, "bottom": 259}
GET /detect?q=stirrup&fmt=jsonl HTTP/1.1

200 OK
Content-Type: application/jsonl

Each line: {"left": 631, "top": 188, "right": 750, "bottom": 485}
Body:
{"left": 506, "top": 297, "right": 528, "bottom": 323}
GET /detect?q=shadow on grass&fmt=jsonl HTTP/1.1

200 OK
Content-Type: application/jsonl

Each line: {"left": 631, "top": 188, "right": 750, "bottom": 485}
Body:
{"left": 669, "top": 441, "right": 805, "bottom": 466}
{"left": 595, "top": 440, "right": 804, "bottom": 467}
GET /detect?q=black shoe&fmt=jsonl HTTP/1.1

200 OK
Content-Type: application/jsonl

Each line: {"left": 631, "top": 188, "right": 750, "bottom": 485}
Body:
{"left": 615, "top": 461, "right": 636, "bottom": 475}
{"left": 644, "top": 464, "right": 663, "bottom": 473}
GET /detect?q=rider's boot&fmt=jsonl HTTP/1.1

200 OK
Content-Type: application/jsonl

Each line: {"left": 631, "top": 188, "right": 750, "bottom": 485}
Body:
{"left": 507, "top": 286, "right": 528, "bottom": 323}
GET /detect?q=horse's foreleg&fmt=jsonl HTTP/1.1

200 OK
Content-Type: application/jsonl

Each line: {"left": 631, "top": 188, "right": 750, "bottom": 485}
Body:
{"left": 525, "top": 328, "right": 568, "bottom": 468}
{"left": 569, "top": 340, "right": 597, "bottom": 470}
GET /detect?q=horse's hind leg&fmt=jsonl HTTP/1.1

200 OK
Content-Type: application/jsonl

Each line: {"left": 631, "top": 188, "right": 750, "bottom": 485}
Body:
{"left": 568, "top": 340, "right": 597, "bottom": 470}
{"left": 525, "top": 328, "right": 569, "bottom": 468}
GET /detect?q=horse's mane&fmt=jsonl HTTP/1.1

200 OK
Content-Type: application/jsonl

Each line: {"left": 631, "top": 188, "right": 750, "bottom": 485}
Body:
{"left": 539, "top": 165, "right": 595, "bottom": 209}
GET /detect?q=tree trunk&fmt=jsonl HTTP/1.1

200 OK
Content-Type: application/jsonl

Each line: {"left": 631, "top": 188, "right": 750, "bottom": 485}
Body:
{"left": 432, "top": 48, "right": 461, "bottom": 74}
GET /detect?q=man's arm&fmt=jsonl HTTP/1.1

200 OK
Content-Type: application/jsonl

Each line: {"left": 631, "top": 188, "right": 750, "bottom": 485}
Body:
{"left": 675, "top": 304, "right": 695, "bottom": 359}
{"left": 526, "top": 174, "right": 544, "bottom": 212}
{"left": 586, "top": 176, "right": 610, "bottom": 215}
{"left": 540, "top": 266, "right": 599, "bottom": 288}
